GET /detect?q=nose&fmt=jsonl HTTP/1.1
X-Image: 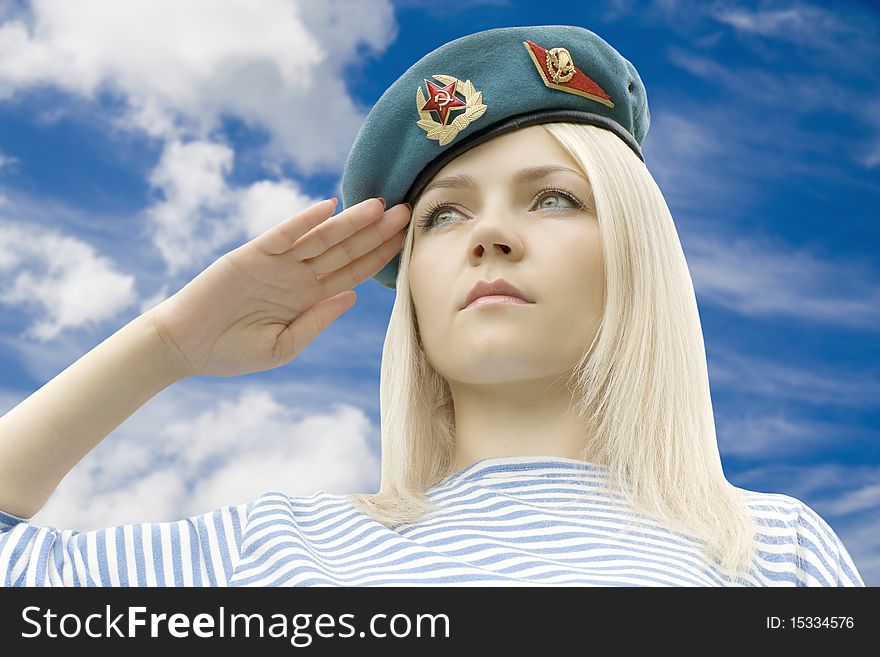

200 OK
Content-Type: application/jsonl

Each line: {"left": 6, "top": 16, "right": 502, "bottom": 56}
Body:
{"left": 467, "top": 209, "right": 524, "bottom": 264}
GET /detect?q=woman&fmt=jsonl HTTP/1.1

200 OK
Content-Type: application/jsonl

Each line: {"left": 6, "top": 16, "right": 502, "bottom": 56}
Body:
{"left": 0, "top": 26, "right": 864, "bottom": 586}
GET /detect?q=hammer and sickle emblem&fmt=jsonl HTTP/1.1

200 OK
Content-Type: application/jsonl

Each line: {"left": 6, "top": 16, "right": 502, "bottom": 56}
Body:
{"left": 546, "top": 47, "right": 575, "bottom": 83}
{"left": 435, "top": 89, "right": 453, "bottom": 106}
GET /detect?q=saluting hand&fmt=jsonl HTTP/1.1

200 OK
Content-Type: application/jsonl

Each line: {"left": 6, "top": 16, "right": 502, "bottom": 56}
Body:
{"left": 145, "top": 197, "right": 409, "bottom": 378}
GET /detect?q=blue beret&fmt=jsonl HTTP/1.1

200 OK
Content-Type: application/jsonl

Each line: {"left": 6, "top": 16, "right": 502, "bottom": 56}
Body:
{"left": 341, "top": 25, "right": 651, "bottom": 290}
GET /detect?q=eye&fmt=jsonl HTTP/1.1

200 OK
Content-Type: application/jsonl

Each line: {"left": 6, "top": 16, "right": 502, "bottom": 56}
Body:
{"left": 416, "top": 187, "right": 586, "bottom": 230}
{"left": 416, "top": 203, "right": 467, "bottom": 229}
{"left": 531, "top": 188, "right": 584, "bottom": 211}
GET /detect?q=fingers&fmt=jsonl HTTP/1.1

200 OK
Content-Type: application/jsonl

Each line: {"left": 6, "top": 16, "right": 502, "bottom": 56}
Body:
{"left": 298, "top": 203, "right": 411, "bottom": 277}
{"left": 315, "top": 224, "right": 407, "bottom": 298}
{"left": 278, "top": 290, "right": 357, "bottom": 363}
{"left": 252, "top": 198, "right": 338, "bottom": 256}
{"left": 287, "top": 197, "right": 389, "bottom": 261}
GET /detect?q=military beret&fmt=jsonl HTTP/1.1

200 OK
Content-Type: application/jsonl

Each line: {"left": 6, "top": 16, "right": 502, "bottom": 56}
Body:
{"left": 340, "top": 25, "right": 651, "bottom": 290}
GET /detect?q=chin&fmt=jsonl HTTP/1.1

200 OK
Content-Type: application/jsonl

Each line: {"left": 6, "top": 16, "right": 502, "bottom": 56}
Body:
{"left": 453, "top": 365, "right": 553, "bottom": 385}
{"left": 453, "top": 323, "right": 534, "bottom": 343}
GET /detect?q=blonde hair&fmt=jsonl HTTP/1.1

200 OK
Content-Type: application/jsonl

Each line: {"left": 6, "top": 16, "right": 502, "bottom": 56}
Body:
{"left": 347, "top": 122, "right": 758, "bottom": 581}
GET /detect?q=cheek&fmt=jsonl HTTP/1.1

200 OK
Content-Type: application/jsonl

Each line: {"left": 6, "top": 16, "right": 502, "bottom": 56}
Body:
{"left": 550, "top": 228, "right": 605, "bottom": 310}
{"left": 408, "top": 247, "right": 445, "bottom": 328}
{"left": 409, "top": 241, "right": 453, "bottom": 300}
{"left": 407, "top": 247, "right": 429, "bottom": 305}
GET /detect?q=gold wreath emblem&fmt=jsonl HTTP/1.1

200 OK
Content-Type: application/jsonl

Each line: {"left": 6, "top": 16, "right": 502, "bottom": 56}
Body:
{"left": 416, "top": 74, "right": 487, "bottom": 146}
{"left": 546, "top": 47, "right": 575, "bottom": 83}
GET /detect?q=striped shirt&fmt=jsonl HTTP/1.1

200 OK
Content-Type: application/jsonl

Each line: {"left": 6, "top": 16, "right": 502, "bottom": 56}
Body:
{"left": 0, "top": 456, "right": 865, "bottom": 586}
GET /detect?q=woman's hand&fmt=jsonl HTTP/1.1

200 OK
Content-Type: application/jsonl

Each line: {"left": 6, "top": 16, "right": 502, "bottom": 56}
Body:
{"left": 145, "top": 197, "right": 409, "bottom": 378}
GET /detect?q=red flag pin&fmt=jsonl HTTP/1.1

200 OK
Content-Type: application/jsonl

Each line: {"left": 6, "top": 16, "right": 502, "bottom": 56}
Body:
{"left": 523, "top": 40, "right": 614, "bottom": 108}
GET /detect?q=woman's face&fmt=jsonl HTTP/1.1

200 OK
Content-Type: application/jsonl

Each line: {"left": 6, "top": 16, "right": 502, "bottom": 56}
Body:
{"left": 408, "top": 125, "right": 605, "bottom": 386}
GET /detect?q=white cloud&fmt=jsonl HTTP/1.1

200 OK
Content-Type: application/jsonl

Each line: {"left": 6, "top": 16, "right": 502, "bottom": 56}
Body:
{"left": 144, "top": 139, "right": 236, "bottom": 275}
{"left": 714, "top": 7, "right": 814, "bottom": 37}
{"left": 685, "top": 230, "right": 880, "bottom": 329}
{"left": 733, "top": 462, "right": 880, "bottom": 520}
{"left": 717, "top": 409, "right": 833, "bottom": 457}
{"left": 0, "top": 222, "right": 137, "bottom": 340}
{"left": 0, "top": 0, "right": 396, "bottom": 172}
{"left": 24, "top": 379, "right": 382, "bottom": 531}
{"left": 390, "top": 0, "right": 509, "bottom": 16}
{"left": 0, "top": 0, "right": 400, "bottom": 336}
{"left": 0, "top": 149, "right": 16, "bottom": 171}
{"left": 828, "top": 483, "right": 880, "bottom": 517}
{"left": 144, "top": 138, "right": 322, "bottom": 276}
{"left": 641, "top": 103, "right": 843, "bottom": 214}
{"left": 711, "top": 3, "right": 871, "bottom": 61}
{"left": 35, "top": 467, "right": 189, "bottom": 535}
{"left": 238, "top": 179, "right": 320, "bottom": 239}
{"left": 707, "top": 347, "right": 880, "bottom": 409}
{"left": 0, "top": 328, "right": 88, "bottom": 384}
{"left": 604, "top": 3, "right": 880, "bottom": 168}
{"left": 639, "top": 109, "right": 879, "bottom": 331}
{"left": 641, "top": 109, "right": 730, "bottom": 210}
{"left": 856, "top": 96, "right": 880, "bottom": 169}
{"left": 667, "top": 47, "right": 854, "bottom": 117}
{"left": 665, "top": 28, "right": 880, "bottom": 171}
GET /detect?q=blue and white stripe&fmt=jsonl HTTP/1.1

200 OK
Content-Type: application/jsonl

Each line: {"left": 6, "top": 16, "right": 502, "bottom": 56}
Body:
{"left": 0, "top": 456, "right": 865, "bottom": 586}
{"left": 1, "top": 500, "right": 249, "bottom": 586}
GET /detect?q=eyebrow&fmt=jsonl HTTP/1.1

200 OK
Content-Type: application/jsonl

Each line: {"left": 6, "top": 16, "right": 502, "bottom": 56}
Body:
{"left": 419, "top": 165, "right": 588, "bottom": 196}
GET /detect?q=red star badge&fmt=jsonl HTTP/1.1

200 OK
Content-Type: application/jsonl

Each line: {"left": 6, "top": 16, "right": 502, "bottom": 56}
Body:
{"left": 419, "top": 79, "right": 466, "bottom": 125}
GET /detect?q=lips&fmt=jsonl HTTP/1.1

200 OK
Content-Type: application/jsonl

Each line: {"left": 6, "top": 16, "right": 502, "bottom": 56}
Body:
{"left": 461, "top": 278, "right": 534, "bottom": 310}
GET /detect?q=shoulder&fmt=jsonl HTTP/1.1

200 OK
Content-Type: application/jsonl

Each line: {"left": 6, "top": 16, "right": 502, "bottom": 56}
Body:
{"left": 737, "top": 488, "right": 805, "bottom": 523}
{"left": 735, "top": 486, "right": 864, "bottom": 586}
{"left": 737, "top": 487, "right": 840, "bottom": 544}
{"left": 242, "top": 489, "right": 355, "bottom": 522}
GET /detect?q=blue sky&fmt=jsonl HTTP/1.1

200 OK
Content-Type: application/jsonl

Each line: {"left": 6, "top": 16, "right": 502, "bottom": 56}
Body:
{"left": 0, "top": 0, "right": 877, "bottom": 584}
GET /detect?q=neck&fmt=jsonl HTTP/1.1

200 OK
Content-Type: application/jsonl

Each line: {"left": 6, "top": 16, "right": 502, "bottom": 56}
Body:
{"left": 447, "top": 374, "right": 597, "bottom": 474}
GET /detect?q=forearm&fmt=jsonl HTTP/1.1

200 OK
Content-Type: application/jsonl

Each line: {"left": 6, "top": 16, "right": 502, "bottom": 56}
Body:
{"left": 0, "top": 310, "right": 188, "bottom": 519}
